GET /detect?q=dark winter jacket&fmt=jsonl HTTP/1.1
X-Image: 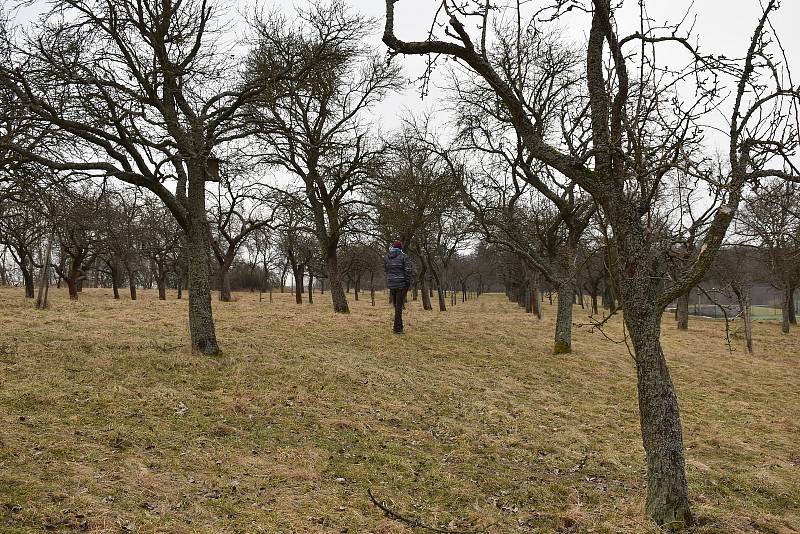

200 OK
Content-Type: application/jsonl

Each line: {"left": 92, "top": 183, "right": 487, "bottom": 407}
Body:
{"left": 384, "top": 247, "right": 413, "bottom": 289}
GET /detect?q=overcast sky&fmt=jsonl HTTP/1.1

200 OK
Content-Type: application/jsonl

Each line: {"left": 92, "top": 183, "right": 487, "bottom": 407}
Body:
{"left": 332, "top": 0, "right": 800, "bottom": 143}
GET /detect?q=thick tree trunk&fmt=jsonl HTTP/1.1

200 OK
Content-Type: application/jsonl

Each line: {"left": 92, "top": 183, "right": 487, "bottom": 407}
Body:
{"left": 591, "top": 293, "right": 598, "bottom": 315}
{"left": 308, "top": 272, "right": 314, "bottom": 304}
{"left": 625, "top": 307, "right": 692, "bottom": 528}
{"left": 554, "top": 282, "right": 573, "bottom": 354}
{"left": 420, "top": 277, "right": 432, "bottom": 310}
{"left": 326, "top": 250, "right": 349, "bottom": 313}
{"left": 615, "top": 221, "right": 692, "bottom": 527}
{"left": 530, "top": 272, "right": 541, "bottom": 319}
{"left": 218, "top": 266, "right": 232, "bottom": 302}
{"left": 354, "top": 277, "right": 360, "bottom": 301}
{"left": 293, "top": 267, "right": 303, "bottom": 304}
{"left": 111, "top": 266, "right": 120, "bottom": 299}
{"left": 436, "top": 286, "right": 446, "bottom": 311}
{"left": 22, "top": 266, "right": 34, "bottom": 299}
{"left": 524, "top": 283, "right": 533, "bottom": 313}
{"left": 176, "top": 273, "right": 183, "bottom": 300}
{"left": 186, "top": 169, "right": 220, "bottom": 355}
{"left": 67, "top": 276, "right": 78, "bottom": 300}
{"left": 157, "top": 275, "right": 167, "bottom": 300}
{"left": 66, "top": 257, "right": 82, "bottom": 300}
{"left": 788, "top": 285, "right": 797, "bottom": 326}
{"left": 127, "top": 268, "right": 137, "bottom": 300}
{"left": 676, "top": 291, "right": 690, "bottom": 330}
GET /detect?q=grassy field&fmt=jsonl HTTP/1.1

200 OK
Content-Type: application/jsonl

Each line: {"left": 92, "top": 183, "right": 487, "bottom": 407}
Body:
{"left": 0, "top": 287, "right": 798, "bottom": 533}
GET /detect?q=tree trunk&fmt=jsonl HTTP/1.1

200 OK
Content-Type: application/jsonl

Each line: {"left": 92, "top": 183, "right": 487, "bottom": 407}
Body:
{"left": 420, "top": 276, "right": 432, "bottom": 310}
{"left": 22, "top": 265, "right": 34, "bottom": 298}
{"left": 625, "top": 307, "right": 692, "bottom": 528}
{"left": 676, "top": 291, "right": 690, "bottom": 330}
{"left": 308, "top": 272, "right": 314, "bottom": 304}
{"left": 186, "top": 168, "right": 220, "bottom": 354}
{"left": 615, "top": 226, "right": 692, "bottom": 527}
{"left": 732, "top": 283, "right": 753, "bottom": 354}
{"left": 176, "top": 272, "right": 183, "bottom": 300}
{"left": 218, "top": 265, "right": 232, "bottom": 302}
{"left": 418, "top": 261, "right": 433, "bottom": 310}
{"left": 67, "top": 275, "right": 78, "bottom": 300}
{"left": 354, "top": 277, "right": 360, "bottom": 301}
{"left": 326, "top": 250, "right": 349, "bottom": 313}
{"left": 36, "top": 234, "right": 54, "bottom": 310}
{"left": 591, "top": 293, "right": 598, "bottom": 315}
{"left": 554, "top": 282, "right": 573, "bottom": 354}
{"left": 157, "top": 275, "right": 167, "bottom": 300}
{"left": 111, "top": 265, "right": 120, "bottom": 299}
{"left": 371, "top": 272, "right": 376, "bottom": 307}
{"left": 66, "top": 257, "right": 81, "bottom": 300}
{"left": 788, "top": 285, "right": 797, "bottom": 326}
{"left": 127, "top": 268, "right": 137, "bottom": 300}
{"left": 293, "top": 267, "right": 303, "bottom": 304}
{"left": 530, "top": 272, "right": 541, "bottom": 319}
{"left": 781, "top": 285, "right": 791, "bottom": 334}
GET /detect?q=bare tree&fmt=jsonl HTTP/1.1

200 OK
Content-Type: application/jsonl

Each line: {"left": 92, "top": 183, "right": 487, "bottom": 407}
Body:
{"left": 248, "top": 1, "right": 402, "bottom": 314}
{"left": 0, "top": 0, "right": 301, "bottom": 353}
{"left": 737, "top": 181, "right": 800, "bottom": 333}
{"left": 383, "top": 0, "right": 800, "bottom": 525}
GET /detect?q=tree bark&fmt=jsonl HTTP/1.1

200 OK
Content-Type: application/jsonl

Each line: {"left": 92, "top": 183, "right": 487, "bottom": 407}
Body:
{"left": 218, "top": 266, "right": 232, "bottom": 302}
{"left": 615, "top": 228, "right": 692, "bottom": 527}
{"left": 186, "top": 167, "right": 220, "bottom": 355}
{"left": 676, "top": 291, "right": 690, "bottom": 330}
{"left": 788, "top": 285, "right": 797, "bottom": 326}
{"left": 127, "top": 267, "right": 137, "bottom": 300}
{"left": 326, "top": 250, "right": 349, "bottom": 313}
{"left": 157, "top": 275, "right": 167, "bottom": 300}
{"left": 420, "top": 276, "right": 432, "bottom": 310}
{"left": 110, "top": 264, "right": 120, "bottom": 299}
{"left": 553, "top": 282, "right": 573, "bottom": 354}
{"left": 781, "top": 285, "right": 791, "bottom": 334}
{"left": 308, "top": 272, "right": 314, "bottom": 304}
{"left": 22, "top": 265, "right": 34, "bottom": 299}
{"left": 625, "top": 307, "right": 692, "bottom": 528}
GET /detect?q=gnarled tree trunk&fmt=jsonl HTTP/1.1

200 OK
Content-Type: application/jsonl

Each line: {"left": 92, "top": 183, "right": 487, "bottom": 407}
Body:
{"left": 186, "top": 167, "right": 219, "bottom": 355}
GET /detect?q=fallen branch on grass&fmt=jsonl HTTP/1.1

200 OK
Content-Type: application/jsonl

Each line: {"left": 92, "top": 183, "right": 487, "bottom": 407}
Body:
{"left": 367, "top": 488, "right": 485, "bottom": 534}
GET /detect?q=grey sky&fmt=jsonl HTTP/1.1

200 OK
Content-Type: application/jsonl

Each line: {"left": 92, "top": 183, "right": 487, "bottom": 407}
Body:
{"left": 334, "top": 0, "right": 800, "bottom": 146}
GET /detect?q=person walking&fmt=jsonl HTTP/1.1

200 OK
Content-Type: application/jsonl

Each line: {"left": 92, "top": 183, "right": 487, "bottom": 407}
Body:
{"left": 384, "top": 240, "right": 413, "bottom": 334}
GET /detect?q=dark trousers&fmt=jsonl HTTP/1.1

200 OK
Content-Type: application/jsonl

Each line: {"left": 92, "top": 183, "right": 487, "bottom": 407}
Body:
{"left": 390, "top": 287, "right": 408, "bottom": 332}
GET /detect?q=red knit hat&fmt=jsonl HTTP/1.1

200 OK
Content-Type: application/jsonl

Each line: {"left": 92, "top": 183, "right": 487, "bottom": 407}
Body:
{"left": 393, "top": 240, "right": 402, "bottom": 249}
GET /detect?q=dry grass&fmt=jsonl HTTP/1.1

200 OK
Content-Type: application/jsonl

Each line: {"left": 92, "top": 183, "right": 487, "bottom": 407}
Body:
{"left": 0, "top": 286, "right": 798, "bottom": 533}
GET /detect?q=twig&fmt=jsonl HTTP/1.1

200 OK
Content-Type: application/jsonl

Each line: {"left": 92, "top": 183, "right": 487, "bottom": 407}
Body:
{"left": 697, "top": 286, "right": 735, "bottom": 353}
{"left": 367, "top": 488, "right": 485, "bottom": 534}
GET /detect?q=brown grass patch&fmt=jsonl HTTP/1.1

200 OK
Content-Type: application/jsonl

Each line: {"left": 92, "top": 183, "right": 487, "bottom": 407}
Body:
{"left": 0, "top": 286, "right": 798, "bottom": 532}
